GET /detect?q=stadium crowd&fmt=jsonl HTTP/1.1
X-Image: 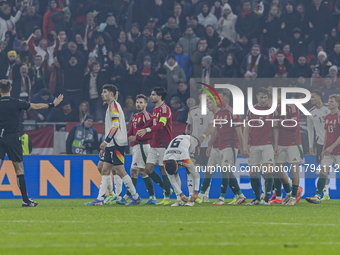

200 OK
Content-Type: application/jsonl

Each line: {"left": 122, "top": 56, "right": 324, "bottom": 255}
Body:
{"left": 1, "top": 0, "right": 340, "bottom": 154}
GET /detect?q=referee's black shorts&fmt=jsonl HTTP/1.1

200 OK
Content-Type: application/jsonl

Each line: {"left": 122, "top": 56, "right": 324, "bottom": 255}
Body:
{"left": 0, "top": 133, "right": 23, "bottom": 162}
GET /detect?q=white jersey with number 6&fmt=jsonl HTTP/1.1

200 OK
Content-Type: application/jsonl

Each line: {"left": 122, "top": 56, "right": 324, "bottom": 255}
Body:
{"left": 163, "top": 134, "right": 199, "bottom": 162}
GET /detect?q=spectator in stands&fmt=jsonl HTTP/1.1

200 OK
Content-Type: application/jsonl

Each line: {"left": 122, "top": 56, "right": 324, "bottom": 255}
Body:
{"left": 112, "top": 30, "right": 133, "bottom": 53}
{"left": 220, "top": 53, "right": 239, "bottom": 78}
{"left": 89, "top": 30, "right": 112, "bottom": 70}
{"left": 326, "top": 27, "right": 340, "bottom": 54}
{"left": 52, "top": 99, "right": 78, "bottom": 129}
{"left": 125, "top": 61, "right": 143, "bottom": 99}
{"left": 316, "top": 51, "right": 332, "bottom": 78}
{"left": 116, "top": 42, "right": 133, "bottom": 66}
{"left": 136, "top": 37, "right": 164, "bottom": 70}
{"left": 310, "top": 67, "right": 323, "bottom": 91}
{"left": 198, "top": 2, "right": 218, "bottom": 30}
{"left": 191, "top": 38, "right": 212, "bottom": 77}
{"left": 156, "top": 29, "right": 175, "bottom": 57}
{"left": 66, "top": 115, "right": 99, "bottom": 155}
{"left": 110, "top": 54, "right": 127, "bottom": 98}
{"left": 162, "top": 17, "right": 182, "bottom": 43}
{"left": 262, "top": 5, "right": 281, "bottom": 52}
{"left": 11, "top": 65, "right": 32, "bottom": 101}
{"left": 240, "top": 44, "right": 271, "bottom": 78}
{"left": 288, "top": 55, "right": 312, "bottom": 78}
{"left": 295, "top": 3, "right": 309, "bottom": 38}
{"left": 19, "top": 41, "right": 33, "bottom": 67}
{"left": 280, "top": 1, "right": 298, "bottom": 40}
{"left": 184, "top": 0, "right": 203, "bottom": 19}
{"left": 174, "top": 3, "right": 187, "bottom": 33}
{"left": 79, "top": 101, "right": 90, "bottom": 123}
{"left": 211, "top": 37, "right": 231, "bottom": 68}
{"left": 328, "top": 65, "right": 340, "bottom": 87}
{"left": 168, "top": 43, "right": 193, "bottom": 82}
{"left": 43, "top": 0, "right": 60, "bottom": 39}
{"left": 142, "top": 66, "right": 167, "bottom": 96}
{"left": 51, "top": 7, "right": 75, "bottom": 39}
{"left": 217, "top": 3, "right": 238, "bottom": 43}
{"left": 178, "top": 25, "right": 200, "bottom": 58}
{"left": 116, "top": 0, "right": 135, "bottom": 31}
{"left": 271, "top": 50, "right": 292, "bottom": 78}
{"left": 0, "top": 50, "right": 16, "bottom": 79}
{"left": 170, "top": 96, "right": 188, "bottom": 123}
{"left": 235, "top": 0, "right": 260, "bottom": 42}
{"left": 31, "top": 55, "right": 47, "bottom": 94}
{"left": 319, "top": 75, "right": 340, "bottom": 103}
{"left": 164, "top": 54, "right": 186, "bottom": 102}
{"left": 82, "top": 61, "right": 108, "bottom": 121}
{"left": 0, "top": 4, "right": 23, "bottom": 41}
{"left": 186, "top": 97, "right": 196, "bottom": 109}
{"left": 78, "top": 12, "right": 95, "bottom": 40}
{"left": 233, "top": 36, "right": 252, "bottom": 64}
{"left": 30, "top": 88, "right": 54, "bottom": 122}
{"left": 103, "top": 15, "right": 120, "bottom": 44}
{"left": 46, "top": 57, "right": 64, "bottom": 96}
{"left": 270, "top": 43, "right": 293, "bottom": 65}
{"left": 170, "top": 82, "right": 190, "bottom": 105}
{"left": 123, "top": 96, "right": 135, "bottom": 121}
{"left": 132, "top": 26, "right": 152, "bottom": 60}
{"left": 210, "top": 0, "right": 223, "bottom": 21}
{"left": 17, "top": 5, "right": 42, "bottom": 40}
{"left": 140, "top": 56, "right": 152, "bottom": 81}
{"left": 27, "top": 30, "right": 58, "bottom": 66}
{"left": 127, "top": 23, "right": 140, "bottom": 43}
{"left": 189, "top": 16, "right": 205, "bottom": 38}
{"left": 201, "top": 55, "right": 220, "bottom": 83}
{"left": 146, "top": 17, "right": 156, "bottom": 36}
{"left": 328, "top": 43, "right": 340, "bottom": 69}
{"left": 57, "top": 39, "right": 88, "bottom": 109}
{"left": 205, "top": 25, "right": 221, "bottom": 50}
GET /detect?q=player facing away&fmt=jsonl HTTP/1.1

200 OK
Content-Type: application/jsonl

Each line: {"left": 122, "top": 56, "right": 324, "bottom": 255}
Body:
{"left": 0, "top": 79, "right": 64, "bottom": 207}
{"left": 307, "top": 90, "right": 331, "bottom": 201}
{"left": 274, "top": 88, "right": 303, "bottom": 205}
{"left": 85, "top": 84, "right": 142, "bottom": 206}
{"left": 306, "top": 94, "right": 340, "bottom": 204}
{"left": 186, "top": 90, "right": 214, "bottom": 202}
{"left": 206, "top": 90, "right": 246, "bottom": 205}
{"left": 243, "top": 87, "right": 277, "bottom": 205}
{"left": 116, "top": 94, "right": 157, "bottom": 205}
{"left": 136, "top": 87, "right": 173, "bottom": 205}
{"left": 163, "top": 134, "right": 201, "bottom": 206}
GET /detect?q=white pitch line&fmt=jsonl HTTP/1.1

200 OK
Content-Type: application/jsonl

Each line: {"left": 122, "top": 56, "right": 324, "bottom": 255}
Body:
{"left": 0, "top": 220, "right": 85, "bottom": 223}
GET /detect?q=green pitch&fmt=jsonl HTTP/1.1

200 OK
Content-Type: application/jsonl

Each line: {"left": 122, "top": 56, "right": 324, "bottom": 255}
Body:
{"left": 0, "top": 199, "right": 339, "bottom": 255}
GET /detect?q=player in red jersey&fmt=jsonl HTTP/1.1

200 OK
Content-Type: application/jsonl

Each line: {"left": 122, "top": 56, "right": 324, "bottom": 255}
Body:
{"left": 243, "top": 87, "right": 278, "bottom": 205}
{"left": 206, "top": 90, "right": 246, "bottom": 205}
{"left": 136, "top": 87, "right": 173, "bottom": 205}
{"left": 116, "top": 94, "right": 157, "bottom": 205}
{"left": 306, "top": 94, "right": 340, "bottom": 204}
{"left": 274, "top": 88, "right": 303, "bottom": 205}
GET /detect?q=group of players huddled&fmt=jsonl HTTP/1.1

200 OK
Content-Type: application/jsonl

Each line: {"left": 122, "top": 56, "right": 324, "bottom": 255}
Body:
{"left": 85, "top": 84, "right": 340, "bottom": 206}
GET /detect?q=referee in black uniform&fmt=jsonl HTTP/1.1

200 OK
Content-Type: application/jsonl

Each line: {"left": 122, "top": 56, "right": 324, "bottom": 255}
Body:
{"left": 0, "top": 80, "right": 63, "bottom": 207}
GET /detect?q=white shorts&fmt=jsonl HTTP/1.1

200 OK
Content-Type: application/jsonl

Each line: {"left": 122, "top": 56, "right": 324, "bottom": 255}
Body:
{"left": 321, "top": 155, "right": 340, "bottom": 167}
{"left": 207, "top": 147, "right": 220, "bottom": 167}
{"left": 146, "top": 147, "right": 166, "bottom": 166}
{"left": 276, "top": 145, "right": 303, "bottom": 164}
{"left": 248, "top": 145, "right": 275, "bottom": 166}
{"left": 219, "top": 147, "right": 238, "bottom": 167}
{"left": 131, "top": 144, "right": 150, "bottom": 170}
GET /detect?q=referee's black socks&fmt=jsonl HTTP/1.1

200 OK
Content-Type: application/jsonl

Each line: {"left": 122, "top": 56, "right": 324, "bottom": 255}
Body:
{"left": 17, "top": 175, "right": 29, "bottom": 203}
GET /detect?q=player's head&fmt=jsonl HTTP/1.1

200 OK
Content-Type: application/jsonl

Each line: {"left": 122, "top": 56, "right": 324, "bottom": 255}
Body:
{"left": 151, "top": 87, "right": 167, "bottom": 103}
{"left": 164, "top": 160, "right": 178, "bottom": 175}
{"left": 0, "top": 79, "right": 11, "bottom": 94}
{"left": 101, "top": 84, "right": 118, "bottom": 104}
{"left": 328, "top": 94, "right": 340, "bottom": 110}
{"left": 256, "top": 87, "right": 269, "bottom": 107}
{"left": 136, "top": 94, "right": 148, "bottom": 112}
{"left": 207, "top": 97, "right": 219, "bottom": 112}
{"left": 311, "top": 90, "right": 323, "bottom": 106}
{"left": 218, "top": 89, "right": 230, "bottom": 106}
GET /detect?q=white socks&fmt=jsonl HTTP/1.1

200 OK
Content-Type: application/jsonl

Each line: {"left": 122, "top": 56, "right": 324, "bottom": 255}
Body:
{"left": 187, "top": 174, "right": 193, "bottom": 196}
{"left": 122, "top": 175, "right": 138, "bottom": 200}
{"left": 97, "top": 175, "right": 111, "bottom": 200}
{"left": 107, "top": 176, "right": 115, "bottom": 196}
{"left": 323, "top": 185, "right": 329, "bottom": 195}
{"left": 114, "top": 174, "right": 122, "bottom": 197}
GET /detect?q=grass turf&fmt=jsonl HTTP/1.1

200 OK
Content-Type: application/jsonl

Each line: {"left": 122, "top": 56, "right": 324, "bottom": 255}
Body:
{"left": 0, "top": 198, "right": 339, "bottom": 255}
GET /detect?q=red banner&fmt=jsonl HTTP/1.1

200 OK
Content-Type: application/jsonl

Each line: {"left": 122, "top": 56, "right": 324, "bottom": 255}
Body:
{"left": 25, "top": 126, "right": 54, "bottom": 155}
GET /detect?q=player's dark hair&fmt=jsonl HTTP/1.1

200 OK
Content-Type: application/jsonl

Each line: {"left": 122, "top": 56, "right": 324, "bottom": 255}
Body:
{"left": 103, "top": 84, "right": 118, "bottom": 97}
{"left": 312, "top": 90, "right": 323, "bottom": 100}
{"left": 152, "top": 87, "right": 167, "bottom": 101}
{"left": 165, "top": 160, "right": 177, "bottom": 175}
{"left": 136, "top": 94, "right": 148, "bottom": 103}
{"left": 257, "top": 87, "right": 270, "bottom": 96}
{"left": 0, "top": 79, "right": 11, "bottom": 93}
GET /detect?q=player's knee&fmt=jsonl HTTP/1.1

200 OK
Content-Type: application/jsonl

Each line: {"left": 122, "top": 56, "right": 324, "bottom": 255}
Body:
{"left": 130, "top": 169, "right": 138, "bottom": 178}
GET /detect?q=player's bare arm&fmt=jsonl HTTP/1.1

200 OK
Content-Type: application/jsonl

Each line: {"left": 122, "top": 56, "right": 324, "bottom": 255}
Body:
{"left": 199, "top": 123, "right": 213, "bottom": 144}
{"left": 323, "top": 134, "right": 340, "bottom": 156}
{"left": 29, "top": 94, "right": 64, "bottom": 110}
{"left": 321, "top": 132, "right": 327, "bottom": 157}
{"left": 243, "top": 122, "right": 250, "bottom": 157}
{"left": 206, "top": 126, "right": 218, "bottom": 157}
{"left": 273, "top": 123, "right": 279, "bottom": 157}
{"left": 235, "top": 126, "right": 244, "bottom": 157}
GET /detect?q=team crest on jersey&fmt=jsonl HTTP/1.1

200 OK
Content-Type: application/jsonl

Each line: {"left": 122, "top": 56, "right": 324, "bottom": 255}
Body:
{"left": 326, "top": 119, "right": 329, "bottom": 124}
{"left": 138, "top": 117, "right": 141, "bottom": 123}
{"left": 335, "top": 119, "right": 337, "bottom": 125}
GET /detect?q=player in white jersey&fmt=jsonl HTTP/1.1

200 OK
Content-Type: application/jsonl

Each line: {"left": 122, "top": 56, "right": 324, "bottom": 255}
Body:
{"left": 307, "top": 90, "right": 331, "bottom": 200}
{"left": 186, "top": 90, "right": 213, "bottom": 203}
{"left": 85, "top": 85, "right": 142, "bottom": 206}
{"left": 163, "top": 134, "right": 201, "bottom": 206}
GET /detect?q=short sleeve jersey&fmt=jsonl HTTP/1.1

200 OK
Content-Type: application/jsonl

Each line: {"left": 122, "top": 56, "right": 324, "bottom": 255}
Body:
{"left": 324, "top": 111, "right": 340, "bottom": 155}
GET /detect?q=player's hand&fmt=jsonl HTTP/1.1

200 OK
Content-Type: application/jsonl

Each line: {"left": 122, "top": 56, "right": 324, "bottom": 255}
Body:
{"left": 136, "top": 129, "right": 147, "bottom": 137}
{"left": 37, "top": 113, "right": 45, "bottom": 121}
{"left": 180, "top": 193, "right": 188, "bottom": 202}
{"left": 206, "top": 146, "right": 211, "bottom": 157}
{"left": 190, "top": 192, "right": 198, "bottom": 202}
{"left": 100, "top": 142, "right": 107, "bottom": 151}
{"left": 53, "top": 94, "right": 64, "bottom": 107}
{"left": 198, "top": 135, "right": 205, "bottom": 144}
{"left": 322, "top": 147, "right": 333, "bottom": 157}
{"left": 309, "top": 147, "right": 316, "bottom": 156}
{"left": 274, "top": 145, "right": 278, "bottom": 157}
{"left": 243, "top": 145, "right": 250, "bottom": 158}
{"left": 128, "top": 135, "right": 136, "bottom": 142}
{"left": 99, "top": 150, "right": 104, "bottom": 158}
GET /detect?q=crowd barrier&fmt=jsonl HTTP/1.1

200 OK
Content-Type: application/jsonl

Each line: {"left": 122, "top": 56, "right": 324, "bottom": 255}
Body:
{"left": 0, "top": 155, "right": 339, "bottom": 199}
